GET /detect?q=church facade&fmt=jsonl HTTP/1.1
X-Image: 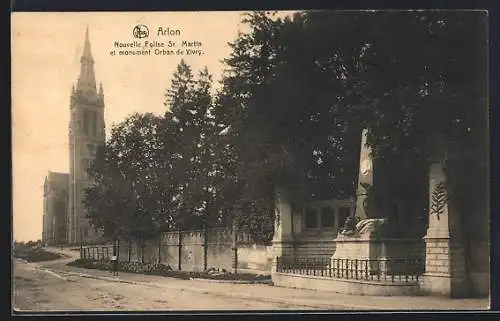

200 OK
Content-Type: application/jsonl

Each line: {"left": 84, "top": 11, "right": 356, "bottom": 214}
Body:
{"left": 42, "top": 172, "right": 69, "bottom": 245}
{"left": 42, "top": 27, "right": 106, "bottom": 245}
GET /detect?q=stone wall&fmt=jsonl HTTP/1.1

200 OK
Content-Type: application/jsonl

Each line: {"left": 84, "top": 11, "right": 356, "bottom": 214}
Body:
{"left": 272, "top": 272, "right": 421, "bottom": 296}
{"left": 421, "top": 238, "right": 468, "bottom": 297}
{"left": 115, "top": 228, "right": 271, "bottom": 273}
{"left": 294, "top": 239, "right": 337, "bottom": 258}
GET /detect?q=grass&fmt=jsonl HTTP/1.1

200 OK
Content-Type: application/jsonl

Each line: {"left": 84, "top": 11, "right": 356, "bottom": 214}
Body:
{"left": 13, "top": 246, "right": 62, "bottom": 262}
{"left": 68, "top": 258, "right": 272, "bottom": 283}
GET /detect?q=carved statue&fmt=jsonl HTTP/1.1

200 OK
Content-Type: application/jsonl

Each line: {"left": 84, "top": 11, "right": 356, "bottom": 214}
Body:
{"left": 339, "top": 216, "right": 361, "bottom": 236}
{"left": 338, "top": 217, "right": 389, "bottom": 239}
{"left": 355, "top": 218, "right": 389, "bottom": 237}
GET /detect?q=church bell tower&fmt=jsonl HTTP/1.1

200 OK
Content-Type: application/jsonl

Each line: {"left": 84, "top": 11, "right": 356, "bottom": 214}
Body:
{"left": 68, "top": 26, "right": 106, "bottom": 244}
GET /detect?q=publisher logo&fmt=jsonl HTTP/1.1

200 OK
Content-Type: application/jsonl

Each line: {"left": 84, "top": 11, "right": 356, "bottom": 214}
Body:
{"left": 133, "top": 25, "right": 149, "bottom": 39}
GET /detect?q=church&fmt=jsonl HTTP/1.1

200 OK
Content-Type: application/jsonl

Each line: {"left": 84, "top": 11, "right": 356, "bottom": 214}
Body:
{"left": 42, "top": 27, "right": 105, "bottom": 245}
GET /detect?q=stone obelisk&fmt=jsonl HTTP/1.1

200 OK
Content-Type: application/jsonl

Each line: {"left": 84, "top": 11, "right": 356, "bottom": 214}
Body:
{"left": 421, "top": 147, "right": 468, "bottom": 297}
{"left": 354, "top": 129, "right": 373, "bottom": 219}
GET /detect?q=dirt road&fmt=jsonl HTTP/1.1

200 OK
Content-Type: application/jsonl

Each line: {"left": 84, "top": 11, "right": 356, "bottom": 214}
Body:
{"left": 12, "top": 248, "right": 489, "bottom": 312}
{"left": 13, "top": 259, "right": 313, "bottom": 311}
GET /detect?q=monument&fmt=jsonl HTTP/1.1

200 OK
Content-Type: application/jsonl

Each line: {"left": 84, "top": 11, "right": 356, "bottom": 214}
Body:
{"left": 354, "top": 128, "right": 373, "bottom": 220}
{"left": 420, "top": 151, "right": 468, "bottom": 297}
{"left": 270, "top": 186, "right": 294, "bottom": 263}
{"left": 331, "top": 129, "right": 424, "bottom": 277}
{"left": 332, "top": 129, "right": 389, "bottom": 274}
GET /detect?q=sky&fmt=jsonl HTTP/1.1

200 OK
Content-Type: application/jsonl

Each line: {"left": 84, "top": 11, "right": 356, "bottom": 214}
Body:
{"left": 11, "top": 11, "right": 295, "bottom": 242}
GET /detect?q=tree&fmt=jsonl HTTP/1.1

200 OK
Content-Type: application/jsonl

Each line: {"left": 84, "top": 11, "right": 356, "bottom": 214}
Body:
{"left": 84, "top": 113, "right": 165, "bottom": 242}
{"left": 160, "top": 60, "right": 220, "bottom": 229}
{"left": 218, "top": 10, "right": 487, "bottom": 236}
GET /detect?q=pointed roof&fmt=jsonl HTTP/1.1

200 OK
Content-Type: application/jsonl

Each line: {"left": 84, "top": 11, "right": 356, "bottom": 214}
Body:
{"left": 76, "top": 25, "right": 97, "bottom": 94}
{"left": 82, "top": 25, "right": 93, "bottom": 63}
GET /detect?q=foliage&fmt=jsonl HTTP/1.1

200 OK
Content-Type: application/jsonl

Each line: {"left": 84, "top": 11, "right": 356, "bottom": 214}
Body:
{"left": 68, "top": 258, "right": 271, "bottom": 282}
{"left": 84, "top": 113, "right": 165, "bottom": 241}
{"left": 13, "top": 247, "right": 62, "bottom": 262}
{"left": 83, "top": 11, "right": 487, "bottom": 244}
{"left": 160, "top": 60, "right": 222, "bottom": 230}
{"left": 221, "top": 10, "right": 487, "bottom": 228}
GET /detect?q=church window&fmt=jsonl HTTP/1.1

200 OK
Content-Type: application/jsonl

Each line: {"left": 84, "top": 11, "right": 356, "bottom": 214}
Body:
{"left": 80, "top": 190, "right": 87, "bottom": 204}
{"left": 82, "top": 110, "right": 98, "bottom": 138}
{"left": 83, "top": 110, "right": 91, "bottom": 135}
{"left": 86, "top": 144, "right": 95, "bottom": 155}
{"left": 321, "top": 207, "right": 335, "bottom": 228}
{"left": 91, "top": 111, "right": 98, "bottom": 137}
{"left": 82, "top": 158, "right": 93, "bottom": 179}
{"left": 305, "top": 208, "right": 318, "bottom": 229}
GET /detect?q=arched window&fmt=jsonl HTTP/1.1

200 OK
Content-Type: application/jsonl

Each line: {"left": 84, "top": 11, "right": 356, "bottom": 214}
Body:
{"left": 304, "top": 208, "right": 318, "bottom": 229}
{"left": 83, "top": 110, "right": 98, "bottom": 138}
{"left": 321, "top": 207, "right": 335, "bottom": 228}
{"left": 82, "top": 158, "right": 92, "bottom": 179}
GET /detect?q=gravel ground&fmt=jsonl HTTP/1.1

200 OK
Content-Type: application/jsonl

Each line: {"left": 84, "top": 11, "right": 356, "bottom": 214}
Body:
{"left": 13, "top": 261, "right": 315, "bottom": 311}
{"left": 12, "top": 247, "right": 490, "bottom": 312}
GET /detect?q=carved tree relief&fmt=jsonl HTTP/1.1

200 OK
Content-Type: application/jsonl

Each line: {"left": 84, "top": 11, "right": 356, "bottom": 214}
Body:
{"left": 430, "top": 182, "right": 447, "bottom": 220}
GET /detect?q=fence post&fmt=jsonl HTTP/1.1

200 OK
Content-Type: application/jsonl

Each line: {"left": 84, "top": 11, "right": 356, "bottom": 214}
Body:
{"left": 177, "top": 228, "right": 182, "bottom": 271}
{"left": 232, "top": 220, "right": 238, "bottom": 275}
{"left": 203, "top": 224, "right": 208, "bottom": 271}
{"left": 141, "top": 238, "right": 145, "bottom": 264}
{"left": 79, "top": 240, "right": 83, "bottom": 259}
{"left": 158, "top": 236, "right": 162, "bottom": 264}
{"left": 128, "top": 239, "right": 132, "bottom": 262}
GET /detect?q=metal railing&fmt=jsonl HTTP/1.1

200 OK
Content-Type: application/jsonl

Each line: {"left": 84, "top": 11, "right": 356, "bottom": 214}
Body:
{"left": 81, "top": 245, "right": 114, "bottom": 261}
{"left": 276, "top": 256, "right": 424, "bottom": 283}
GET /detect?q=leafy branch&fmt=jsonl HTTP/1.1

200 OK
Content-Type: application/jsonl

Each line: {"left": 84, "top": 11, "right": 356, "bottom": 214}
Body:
{"left": 430, "top": 182, "right": 447, "bottom": 220}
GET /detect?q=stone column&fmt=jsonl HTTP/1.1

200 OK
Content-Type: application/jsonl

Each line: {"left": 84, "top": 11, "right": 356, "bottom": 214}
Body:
{"left": 271, "top": 186, "right": 294, "bottom": 270}
{"left": 421, "top": 158, "right": 468, "bottom": 297}
{"left": 354, "top": 129, "right": 373, "bottom": 220}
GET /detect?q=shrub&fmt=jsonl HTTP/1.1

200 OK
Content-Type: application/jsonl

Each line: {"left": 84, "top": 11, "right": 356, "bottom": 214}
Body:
{"left": 14, "top": 247, "right": 62, "bottom": 262}
{"left": 67, "top": 258, "right": 271, "bottom": 282}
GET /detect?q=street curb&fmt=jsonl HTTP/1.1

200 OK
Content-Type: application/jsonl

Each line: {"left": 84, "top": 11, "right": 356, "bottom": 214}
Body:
{"left": 44, "top": 266, "right": 488, "bottom": 311}
{"left": 189, "top": 278, "right": 272, "bottom": 285}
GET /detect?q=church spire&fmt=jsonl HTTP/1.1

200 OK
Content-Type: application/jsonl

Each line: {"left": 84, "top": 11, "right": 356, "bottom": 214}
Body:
{"left": 76, "top": 25, "right": 97, "bottom": 95}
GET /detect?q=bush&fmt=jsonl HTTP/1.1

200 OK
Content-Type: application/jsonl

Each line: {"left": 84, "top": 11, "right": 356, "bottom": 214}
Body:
{"left": 68, "top": 258, "right": 271, "bottom": 282}
{"left": 14, "top": 247, "right": 62, "bottom": 262}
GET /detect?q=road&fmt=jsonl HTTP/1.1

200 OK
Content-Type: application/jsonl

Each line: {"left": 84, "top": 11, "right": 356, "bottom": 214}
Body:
{"left": 12, "top": 248, "right": 489, "bottom": 312}
{"left": 13, "top": 260, "right": 310, "bottom": 311}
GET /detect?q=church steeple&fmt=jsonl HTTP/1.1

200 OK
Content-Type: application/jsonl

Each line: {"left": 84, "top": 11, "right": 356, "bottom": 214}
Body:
{"left": 68, "top": 26, "right": 106, "bottom": 246}
{"left": 76, "top": 26, "right": 97, "bottom": 95}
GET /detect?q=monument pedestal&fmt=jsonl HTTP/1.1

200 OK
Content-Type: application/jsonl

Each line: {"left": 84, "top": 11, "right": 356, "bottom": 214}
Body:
{"left": 420, "top": 230, "right": 468, "bottom": 297}
{"left": 271, "top": 186, "right": 295, "bottom": 272}
{"left": 332, "top": 235, "right": 386, "bottom": 275}
{"left": 420, "top": 160, "right": 469, "bottom": 297}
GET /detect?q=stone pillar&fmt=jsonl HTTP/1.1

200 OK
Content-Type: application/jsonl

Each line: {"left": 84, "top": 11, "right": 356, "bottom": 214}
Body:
{"left": 271, "top": 186, "right": 294, "bottom": 268}
{"left": 354, "top": 129, "right": 373, "bottom": 220}
{"left": 421, "top": 159, "right": 468, "bottom": 297}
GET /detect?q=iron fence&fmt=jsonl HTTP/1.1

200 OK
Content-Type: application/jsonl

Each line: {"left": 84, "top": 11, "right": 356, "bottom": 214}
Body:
{"left": 276, "top": 256, "right": 424, "bottom": 283}
{"left": 81, "top": 245, "right": 114, "bottom": 261}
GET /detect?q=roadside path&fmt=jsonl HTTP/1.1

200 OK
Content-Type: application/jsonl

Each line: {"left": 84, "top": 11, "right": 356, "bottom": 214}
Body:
{"left": 33, "top": 247, "right": 489, "bottom": 311}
